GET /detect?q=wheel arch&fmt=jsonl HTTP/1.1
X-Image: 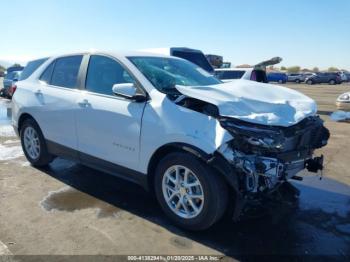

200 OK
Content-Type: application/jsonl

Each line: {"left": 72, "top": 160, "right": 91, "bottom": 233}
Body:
{"left": 18, "top": 113, "right": 37, "bottom": 134}
{"left": 147, "top": 143, "right": 210, "bottom": 192}
{"left": 146, "top": 143, "right": 239, "bottom": 196}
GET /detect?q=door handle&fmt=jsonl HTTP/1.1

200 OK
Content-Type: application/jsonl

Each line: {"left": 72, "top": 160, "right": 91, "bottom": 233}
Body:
{"left": 34, "top": 89, "right": 42, "bottom": 95}
{"left": 78, "top": 99, "right": 90, "bottom": 107}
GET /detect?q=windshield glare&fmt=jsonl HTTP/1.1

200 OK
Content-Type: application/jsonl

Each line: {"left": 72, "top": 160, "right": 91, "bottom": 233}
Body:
{"left": 128, "top": 56, "right": 221, "bottom": 94}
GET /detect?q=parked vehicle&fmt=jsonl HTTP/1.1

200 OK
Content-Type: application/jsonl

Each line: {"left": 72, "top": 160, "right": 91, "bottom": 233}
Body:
{"left": 345, "top": 73, "right": 350, "bottom": 82}
{"left": 215, "top": 68, "right": 256, "bottom": 82}
{"left": 267, "top": 72, "right": 288, "bottom": 83}
{"left": 205, "top": 54, "right": 223, "bottom": 68}
{"left": 12, "top": 51, "right": 329, "bottom": 230}
{"left": 305, "top": 72, "right": 341, "bottom": 85}
{"left": 338, "top": 71, "right": 349, "bottom": 83}
{"left": 142, "top": 47, "right": 214, "bottom": 74}
{"left": 2, "top": 70, "right": 21, "bottom": 98}
{"left": 336, "top": 91, "right": 350, "bottom": 110}
{"left": 287, "top": 73, "right": 306, "bottom": 83}
{"left": 214, "top": 57, "right": 282, "bottom": 83}
{"left": 6, "top": 65, "right": 24, "bottom": 74}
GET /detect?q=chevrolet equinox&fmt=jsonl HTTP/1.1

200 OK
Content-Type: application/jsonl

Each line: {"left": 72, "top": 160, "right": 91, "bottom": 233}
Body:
{"left": 12, "top": 51, "right": 330, "bottom": 230}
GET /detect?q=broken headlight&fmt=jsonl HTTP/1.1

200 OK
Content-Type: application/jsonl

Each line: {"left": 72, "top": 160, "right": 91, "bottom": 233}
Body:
{"left": 219, "top": 118, "right": 285, "bottom": 151}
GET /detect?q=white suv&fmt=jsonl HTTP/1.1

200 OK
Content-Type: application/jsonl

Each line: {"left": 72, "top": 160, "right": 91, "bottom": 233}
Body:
{"left": 12, "top": 51, "right": 329, "bottom": 230}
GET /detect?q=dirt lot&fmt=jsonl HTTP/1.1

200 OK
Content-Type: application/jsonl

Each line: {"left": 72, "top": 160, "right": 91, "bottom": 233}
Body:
{"left": 0, "top": 83, "right": 350, "bottom": 260}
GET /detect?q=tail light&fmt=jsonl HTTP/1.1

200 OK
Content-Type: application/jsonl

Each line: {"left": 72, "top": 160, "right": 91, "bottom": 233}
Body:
{"left": 9, "top": 84, "right": 17, "bottom": 97}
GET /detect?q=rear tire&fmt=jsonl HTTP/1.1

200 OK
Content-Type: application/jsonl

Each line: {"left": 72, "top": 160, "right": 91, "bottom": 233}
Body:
{"left": 295, "top": 79, "right": 300, "bottom": 83}
{"left": 154, "top": 152, "right": 228, "bottom": 231}
{"left": 20, "top": 118, "right": 54, "bottom": 167}
{"left": 307, "top": 80, "right": 313, "bottom": 85}
{"left": 329, "top": 79, "right": 335, "bottom": 85}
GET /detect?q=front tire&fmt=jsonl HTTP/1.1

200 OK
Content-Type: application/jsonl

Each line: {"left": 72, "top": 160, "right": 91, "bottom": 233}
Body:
{"left": 154, "top": 152, "right": 228, "bottom": 231}
{"left": 20, "top": 118, "right": 54, "bottom": 167}
{"left": 307, "top": 80, "right": 313, "bottom": 85}
{"left": 329, "top": 79, "right": 336, "bottom": 85}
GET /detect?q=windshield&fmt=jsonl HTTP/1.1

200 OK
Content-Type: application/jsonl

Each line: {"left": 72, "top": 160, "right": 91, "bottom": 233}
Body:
{"left": 128, "top": 56, "right": 221, "bottom": 94}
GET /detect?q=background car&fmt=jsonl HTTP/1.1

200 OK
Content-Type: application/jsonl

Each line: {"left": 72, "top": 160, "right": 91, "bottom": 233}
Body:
{"left": 2, "top": 70, "right": 21, "bottom": 98}
{"left": 287, "top": 73, "right": 306, "bottom": 83}
{"left": 214, "top": 68, "right": 258, "bottom": 82}
{"left": 305, "top": 72, "right": 341, "bottom": 85}
{"left": 3, "top": 57, "right": 50, "bottom": 99}
{"left": 214, "top": 57, "right": 282, "bottom": 83}
{"left": 142, "top": 47, "right": 214, "bottom": 74}
{"left": 336, "top": 92, "right": 350, "bottom": 110}
{"left": 267, "top": 72, "right": 287, "bottom": 83}
{"left": 338, "top": 71, "right": 349, "bottom": 83}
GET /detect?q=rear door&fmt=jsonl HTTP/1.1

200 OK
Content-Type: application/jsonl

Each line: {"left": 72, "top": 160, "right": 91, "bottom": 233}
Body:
{"left": 35, "top": 55, "right": 84, "bottom": 153}
{"left": 75, "top": 55, "right": 146, "bottom": 170}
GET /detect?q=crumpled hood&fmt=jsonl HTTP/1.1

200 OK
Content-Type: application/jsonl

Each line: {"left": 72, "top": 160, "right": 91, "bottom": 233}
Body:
{"left": 176, "top": 80, "right": 317, "bottom": 127}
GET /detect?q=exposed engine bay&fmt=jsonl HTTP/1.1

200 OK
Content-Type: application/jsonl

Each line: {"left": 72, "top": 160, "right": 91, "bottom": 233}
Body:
{"left": 173, "top": 95, "right": 330, "bottom": 199}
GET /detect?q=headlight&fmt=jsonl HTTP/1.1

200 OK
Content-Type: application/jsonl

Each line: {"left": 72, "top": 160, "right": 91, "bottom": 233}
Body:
{"left": 219, "top": 118, "right": 284, "bottom": 150}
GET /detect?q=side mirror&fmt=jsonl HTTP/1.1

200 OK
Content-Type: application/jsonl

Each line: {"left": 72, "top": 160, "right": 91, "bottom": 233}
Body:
{"left": 112, "top": 83, "right": 147, "bottom": 102}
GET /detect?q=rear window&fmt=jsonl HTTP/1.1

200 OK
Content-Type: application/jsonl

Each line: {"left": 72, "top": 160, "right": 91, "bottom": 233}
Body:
{"left": 215, "top": 70, "right": 245, "bottom": 80}
{"left": 171, "top": 50, "right": 214, "bottom": 73}
{"left": 20, "top": 58, "right": 49, "bottom": 80}
{"left": 50, "top": 56, "right": 83, "bottom": 88}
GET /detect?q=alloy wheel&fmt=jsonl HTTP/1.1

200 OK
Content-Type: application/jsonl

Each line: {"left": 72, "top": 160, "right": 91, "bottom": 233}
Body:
{"left": 162, "top": 165, "right": 204, "bottom": 219}
{"left": 23, "top": 126, "right": 41, "bottom": 160}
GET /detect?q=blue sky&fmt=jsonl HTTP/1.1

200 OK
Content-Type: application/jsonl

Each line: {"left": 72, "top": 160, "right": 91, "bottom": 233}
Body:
{"left": 1, "top": 0, "right": 349, "bottom": 69}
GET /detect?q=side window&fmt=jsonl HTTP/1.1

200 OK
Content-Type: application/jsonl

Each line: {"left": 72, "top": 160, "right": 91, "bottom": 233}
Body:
{"left": 86, "top": 55, "right": 134, "bottom": 96}
{"left": 39, "top": 62, "right": 55, "bottom": 84}
{"left": 50, "top": 55, "right": 83, "bottom": 88}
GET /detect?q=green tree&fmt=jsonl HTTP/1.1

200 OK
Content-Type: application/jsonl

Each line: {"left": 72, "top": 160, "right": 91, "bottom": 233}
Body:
{"left": 328, "top": 67, "right": 339, "bottom": 72}
{"left": 287, "top": 66, "right": 301, "bottom": 73}
{"left": 312, "top": 67, "right": 319, "bottom": 72}
{"left": 280, "top": 66, "right": 287, "bottom": 70}
{"left": 11, "top": 63, "right": 22, "bottom": 68}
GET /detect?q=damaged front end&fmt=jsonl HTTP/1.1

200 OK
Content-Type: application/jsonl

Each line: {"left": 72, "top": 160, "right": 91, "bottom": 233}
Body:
{"left": 214, "top": 115, "right": 330, "bottom": 218}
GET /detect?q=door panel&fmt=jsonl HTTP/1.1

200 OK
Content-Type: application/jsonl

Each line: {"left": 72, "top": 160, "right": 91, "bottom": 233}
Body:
{"left": 76, "top": 95, "right": 145, "bottom": 169}
{"left": 34, "top": 55, "right": 84, "bottom": 150}
{"left": 75, "top": 55, "right": 146, "bottom": 170}
{"left": 35, "top": 86, "right": 81, "bottom": 150}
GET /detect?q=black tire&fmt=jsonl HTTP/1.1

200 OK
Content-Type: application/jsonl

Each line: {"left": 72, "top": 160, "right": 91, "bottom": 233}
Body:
{"left": 154, "top": 152, "right": 228, "bottom": 231}
{"left": 306, "top": 80, "right": 313, "bottom": 85}
{"left": 278, "top": 79, "right": 283, "bottom": 84}
{"left": 20, "top": 118, "right": 54, "bottom": 167}
{"left": 329, "top": 79, "right": 335, "bottom": 85}
{"left": 295, "top": 79, "right": 300, "bottom": 83}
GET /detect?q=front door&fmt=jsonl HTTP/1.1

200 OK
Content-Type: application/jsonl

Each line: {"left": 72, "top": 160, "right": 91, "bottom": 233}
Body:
{"left": 76, "top": 55, "right": 146, "bottom": 170}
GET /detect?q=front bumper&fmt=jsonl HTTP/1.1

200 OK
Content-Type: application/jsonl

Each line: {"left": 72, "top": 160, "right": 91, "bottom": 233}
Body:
{"left": 217, "top": 144, "right": 318, "bottom": 194}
